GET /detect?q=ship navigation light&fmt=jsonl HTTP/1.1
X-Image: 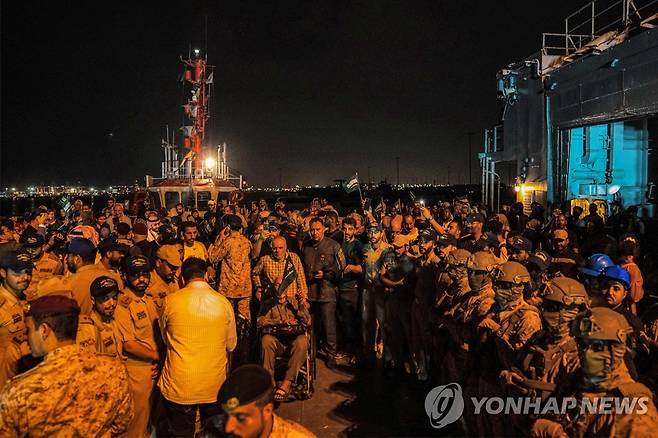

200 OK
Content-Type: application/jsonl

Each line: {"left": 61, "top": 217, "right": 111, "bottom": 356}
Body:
{"left": 204, "top": 157, "right": 216, "bottom": 169}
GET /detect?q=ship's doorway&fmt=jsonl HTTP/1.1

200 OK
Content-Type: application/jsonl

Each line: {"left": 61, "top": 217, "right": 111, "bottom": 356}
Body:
{"left": 557, "top": 118, "right": 651, "bottom": 216}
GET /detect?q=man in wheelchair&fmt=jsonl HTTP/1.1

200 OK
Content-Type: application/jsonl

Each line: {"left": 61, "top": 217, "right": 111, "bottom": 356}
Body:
{"left": 257, "top": 288, "right": 312, "bottom": 402}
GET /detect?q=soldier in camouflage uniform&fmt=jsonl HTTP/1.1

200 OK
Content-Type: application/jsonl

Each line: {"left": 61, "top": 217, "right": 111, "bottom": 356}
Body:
{"left": 475, "top": 261, "right": 542, "bottom": 436}
{"left": 457, "top": 251, "right": 498, "bottom": 432}
{"left": 0, "top": 250, "right": 32, "bottom": 387}
{"left": 76, "top": 275, "right": 122, "bottom": 356}
{"left": 501, "top": 277, "right": 588, "bottom": 433}
{"left": 532, "top": 307, "right": 658, "bottom": 437}
{"left": 435, "top": 248, "right": 471, "bottom": 383}
{"left": 0, "top": 295, "right": 133, "bottom": 437}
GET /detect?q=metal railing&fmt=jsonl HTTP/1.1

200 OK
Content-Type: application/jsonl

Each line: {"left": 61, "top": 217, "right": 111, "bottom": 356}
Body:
{"left": 542, "top": 0, "right": 658, "bottom": 56}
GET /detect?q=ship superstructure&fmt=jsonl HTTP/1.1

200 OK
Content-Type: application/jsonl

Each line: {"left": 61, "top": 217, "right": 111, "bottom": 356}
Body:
{"left": 481, "top": 0, "right": 658, "bottom": 217}
{"left": 145, "top": 49, "right": 243, "bottom": 213}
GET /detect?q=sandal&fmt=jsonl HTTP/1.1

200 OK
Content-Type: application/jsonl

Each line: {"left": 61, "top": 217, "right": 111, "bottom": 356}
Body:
{"left": 274, "top": 387, "right": 289, "bottom": 402}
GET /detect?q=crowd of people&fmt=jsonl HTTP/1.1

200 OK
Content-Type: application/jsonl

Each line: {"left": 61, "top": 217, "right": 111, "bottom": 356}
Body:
{"left": 0, "top": 192, "right": 657, "bottom": 436}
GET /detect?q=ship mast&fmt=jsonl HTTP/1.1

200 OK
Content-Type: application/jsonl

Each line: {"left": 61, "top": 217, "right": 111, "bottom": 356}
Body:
{"left": 182, "top": 48, "right": 212, "bottom": 179}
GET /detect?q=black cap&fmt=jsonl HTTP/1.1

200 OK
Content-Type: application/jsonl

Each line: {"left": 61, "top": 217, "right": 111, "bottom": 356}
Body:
{"left": 20, "top": 233, "right": 45, "bottom": 248}
{"left": 125, "top": 255, "right": 150, "bottom": 276}
{"left": 67, "top": 238, "right": 97, "bottom": 258}
{"left": 474, "top": 233, "right": 497, "bottom": 251}
{"left": 98, "top": 238, "right": 129, "bottom": 255}
{"left": 218, "top": 365, "right": 274, "bottom": 413}
{"left": 509, "top": 235, "right": 532, "bottom": 252}
{"left": 437, "top": 234, "right": 457, "bottom": 247}
{"left": 90, "top": 275, "right": 120, "bottom": 300}
{"left": 115, "top": 222, "right": 132, "bottom": 235}
{"left": 527, "top": 250, "right": 552, "bottom": 272}
{"left": 418, "top": 228, "right": 438, "bottom": 243}
{"left": 466, "top": 213, "right": 485, "bottom": 224}
{"left": 0, "top": 250, "right": 34, "bottom": 272}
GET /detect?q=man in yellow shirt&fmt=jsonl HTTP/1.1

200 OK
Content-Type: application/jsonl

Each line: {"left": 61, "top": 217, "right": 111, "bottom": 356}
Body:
{"left": 114, "top": 255, "right": 160, "bottom": 438}
{"left": 76, "top": 275, "right": 122, "bottom": 356}
{"left": 0, "top": 250, "right": 32, "bottom": 386}
{"left": 158, "top": 257, "right": 236, "bottom": 437}
{"left": 180, "top": 221, "right": 208, "bottom": 261}
{"left": 64, "top": 238, "right": 120, "bottom": 315}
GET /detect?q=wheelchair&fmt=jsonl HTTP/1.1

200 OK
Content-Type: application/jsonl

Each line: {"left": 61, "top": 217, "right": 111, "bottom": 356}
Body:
{"left": 259, "top": 326, "right": 317, "bottom": 401}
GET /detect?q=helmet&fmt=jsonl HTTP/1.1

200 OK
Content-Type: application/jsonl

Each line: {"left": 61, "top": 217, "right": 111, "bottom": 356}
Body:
{"left": 542, "top": 277, "right": 589, "bottom": 306}
{"left": 445, "top": 249, "right": 472, "bottom": 267}
{"left": 578, "top": 253, "right": 614, "bottom": 277}
{"left": 600, "top": 265, "right": 631, "bottom": 290}
{"left": 494, "top": 261, "right": 531, "bottom": 285}
{"left": 466, "top": 251, "right": 498, "bottom": 272}
{"left": 573, "top": 307, "right": 632, "bottom": 344}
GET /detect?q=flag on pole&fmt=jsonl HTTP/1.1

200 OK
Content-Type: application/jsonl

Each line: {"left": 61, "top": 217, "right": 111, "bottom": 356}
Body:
{"left": 342, "top": 174, "right": 360, "bottom": 194}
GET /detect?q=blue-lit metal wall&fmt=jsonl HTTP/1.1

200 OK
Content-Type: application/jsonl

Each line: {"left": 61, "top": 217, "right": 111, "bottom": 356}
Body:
{"left": 566, "top": 121, "right": 648, "bottom": 206}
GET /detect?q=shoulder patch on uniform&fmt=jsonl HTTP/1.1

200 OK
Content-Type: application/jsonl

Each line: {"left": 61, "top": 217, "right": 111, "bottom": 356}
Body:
{"left": 118, "top": 293, "right": 132, "bottom": 308}
{"left": 78, "top": 315, "right": 94, "bottom": 324}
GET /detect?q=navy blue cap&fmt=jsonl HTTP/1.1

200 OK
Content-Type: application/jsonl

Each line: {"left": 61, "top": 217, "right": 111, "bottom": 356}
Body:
{"left": 0, "top": 250, "right": 34, "bottom": 272}
{"left": 466, "top": 213, "right": 485, "bottom": 224}
{"left": 418, "top": 228, "right": 438, "bottom": 242}
{"left": 509, "top": 235, "right": 532, "bottom": 252}
{"left": 98, "top": 238, "right": 129, "bottom": 255}
{"left": 67, "top": 238, "right": 96, "bottom": 258}
{"left": 366, "top": 223, "right": 383, "bottom": 232}
{"left": 125, "top": 255, "right": 150, "bottom": 275}
{"left": 437, "top": 233, "right": 457, "bottom": 247}
{"left": 21, "top": 233, "right": 45, "bottom": 248}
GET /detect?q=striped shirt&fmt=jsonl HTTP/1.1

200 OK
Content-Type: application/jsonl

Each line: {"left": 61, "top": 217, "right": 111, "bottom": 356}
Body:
{"left": 252, "top": 252, "right": 308, "bottom": 300}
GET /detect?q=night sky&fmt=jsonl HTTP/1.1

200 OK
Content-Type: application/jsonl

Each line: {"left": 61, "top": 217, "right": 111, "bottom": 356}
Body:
{"left": 1, "top": 1, "right": 579, "bottom": 188}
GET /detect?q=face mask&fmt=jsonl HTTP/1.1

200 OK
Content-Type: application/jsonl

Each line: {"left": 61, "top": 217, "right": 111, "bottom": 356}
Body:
{"left": 581, "top": 347, "right": 610, "bottom": 384}
{"left": 542, "top": 311, "right": 561, "bottom": 333}
{"left": 448, "top": 267, "right": 467, "bottom": 282}
{"left": 468, "top": 271, "right": 490, "bottom": 291}
{"left": 494, "top": 285, "right": 520, "bottom": 309}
